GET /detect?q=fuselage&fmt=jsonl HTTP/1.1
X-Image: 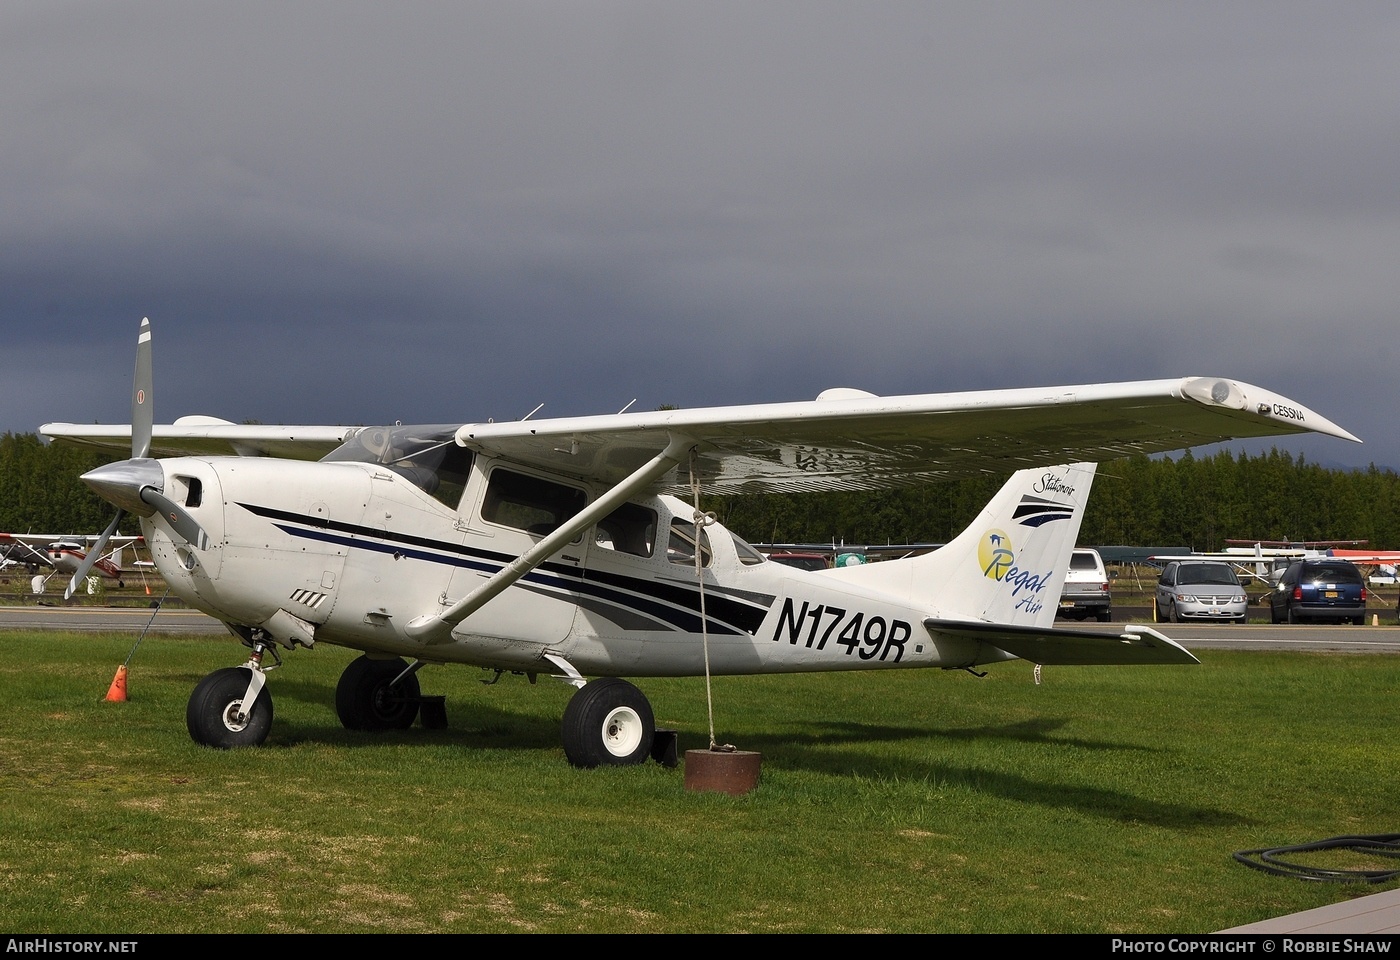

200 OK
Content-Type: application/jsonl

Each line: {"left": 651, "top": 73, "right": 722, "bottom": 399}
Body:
{"left": 142, "top": 450, "right": 987, "bottom": 677}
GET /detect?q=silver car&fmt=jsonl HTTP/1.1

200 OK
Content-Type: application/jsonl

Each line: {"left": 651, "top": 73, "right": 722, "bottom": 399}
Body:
{"left": 1155, "top": 560, "right": 1248, "bottom": 624}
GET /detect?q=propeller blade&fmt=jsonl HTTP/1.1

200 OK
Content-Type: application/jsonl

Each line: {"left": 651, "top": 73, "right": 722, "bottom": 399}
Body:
{"left": 132, "top": 317, "right": 153, "bottom": 460}
{"left": 140, "top": 488, "right": 210, "bottom": 551}
{"left": 65, "top": 510, "right": 125, "bottom": 600}
{"left": 75, "top": 318, "right": 208, "bottom": 590}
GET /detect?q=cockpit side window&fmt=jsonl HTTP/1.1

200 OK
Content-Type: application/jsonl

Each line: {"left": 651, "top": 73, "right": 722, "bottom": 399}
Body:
{"left": 594, "top": 502, "right": 657, "bottom": 558}
{"left": 667, "top": 519, "right": 712, "bottom": 567}
{"left": 481, "top": 469, "right": 587, "bottom": 537}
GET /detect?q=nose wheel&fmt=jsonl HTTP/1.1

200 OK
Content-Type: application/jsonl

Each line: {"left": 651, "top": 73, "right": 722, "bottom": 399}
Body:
{"left": 187, "top": 666, "right": 273, "bottom": 748}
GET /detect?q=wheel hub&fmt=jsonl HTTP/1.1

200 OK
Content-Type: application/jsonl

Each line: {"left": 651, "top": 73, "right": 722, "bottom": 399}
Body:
{"left": 221, "top": 700, "right": 249, "bottom": 732}
{"left": 602, "top": 706, "right": 643, "bottom": 756}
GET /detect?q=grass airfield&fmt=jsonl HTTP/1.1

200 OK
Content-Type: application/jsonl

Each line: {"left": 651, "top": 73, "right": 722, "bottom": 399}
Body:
{"left": 2, "top": 628, "right": 1398, "bottom": 933}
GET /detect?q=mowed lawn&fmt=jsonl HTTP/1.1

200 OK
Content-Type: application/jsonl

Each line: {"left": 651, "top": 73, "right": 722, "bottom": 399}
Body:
{"left": 2, "top": 630, "right": 1398, "bottom": 933}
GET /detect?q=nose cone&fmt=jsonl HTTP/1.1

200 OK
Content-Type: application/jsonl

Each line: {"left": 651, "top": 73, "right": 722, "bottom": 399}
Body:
{"left": 80, "top": 458, "right": 164, "bottom": 516}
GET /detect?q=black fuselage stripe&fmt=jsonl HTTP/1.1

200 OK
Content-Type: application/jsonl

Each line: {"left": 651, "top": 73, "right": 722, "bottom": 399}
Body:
{"left": 250, "top": 505, "right": 768, "bottom": 635}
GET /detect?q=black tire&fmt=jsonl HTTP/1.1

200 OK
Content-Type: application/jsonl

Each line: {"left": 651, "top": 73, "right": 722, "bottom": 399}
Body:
{"left": 1234, "top": 616, "right": 1247, "bottom": 625}
{"left": 1096, "top": 608, "right": 1111, "bottom": 623}
{"left": 1167, "top": 601, "right": 1179, "bottom": 624}
{"left": 561, "top": 677, "right": 655, "bottom": 768}
{"left": 186, "top": 667, "right": 273, "bottom": 749}
{"left": 335, "top": 656, "right": 421, "bottom": 731}
{"left": 1287, "top": 606, "right": 1300, "bottom": 625}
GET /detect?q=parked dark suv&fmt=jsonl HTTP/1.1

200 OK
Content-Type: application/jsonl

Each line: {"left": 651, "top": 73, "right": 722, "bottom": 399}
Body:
{"left": 1268, "top": 559, "right": 1368, "bottom": 625}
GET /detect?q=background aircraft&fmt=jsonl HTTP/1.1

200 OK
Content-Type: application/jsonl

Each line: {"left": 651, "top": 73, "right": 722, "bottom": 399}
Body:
{"left": 0, "top": 533, "right": 142, "bottom": 593}
{"left": 1150, "top": 540, "right": 1396, "bottom": 586}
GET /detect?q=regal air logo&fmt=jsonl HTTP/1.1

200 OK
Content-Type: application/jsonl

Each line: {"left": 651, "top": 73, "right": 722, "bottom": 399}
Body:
{"left": 978, "top": 529, "right": 1014, "bottom": 580}
{"left": 977, "top": 527, "right": 1055, "bottom": 599}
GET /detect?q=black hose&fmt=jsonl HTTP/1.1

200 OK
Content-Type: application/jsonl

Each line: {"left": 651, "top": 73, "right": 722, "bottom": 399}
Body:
{"left": 1234, "top": 834, "right": 1400, "bottom": 882}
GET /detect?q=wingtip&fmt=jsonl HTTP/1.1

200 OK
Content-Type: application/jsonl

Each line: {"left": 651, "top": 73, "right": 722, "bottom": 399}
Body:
{"left": 1179, "top": 377, "right": 1361, "bottom": 444}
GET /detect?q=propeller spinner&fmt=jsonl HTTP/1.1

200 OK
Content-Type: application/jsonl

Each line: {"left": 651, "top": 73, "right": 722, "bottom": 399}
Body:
{"left": 65, "top": 318, "right": 210, "bottom": 598}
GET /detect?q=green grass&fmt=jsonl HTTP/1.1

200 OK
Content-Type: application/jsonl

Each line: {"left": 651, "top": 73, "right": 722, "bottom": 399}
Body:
{"left": 2, "top": 631, "right": 1399, "bottom": 933}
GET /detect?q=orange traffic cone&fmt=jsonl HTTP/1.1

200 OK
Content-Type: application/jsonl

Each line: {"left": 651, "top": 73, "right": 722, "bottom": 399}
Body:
{"left": 105, "top": 665, "right": 128, "bottom": 702}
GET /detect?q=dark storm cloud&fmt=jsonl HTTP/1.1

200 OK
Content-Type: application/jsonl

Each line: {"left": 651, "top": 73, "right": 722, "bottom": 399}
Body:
{"left": 3, "top": 2, "right": 1396, "bottom": 469}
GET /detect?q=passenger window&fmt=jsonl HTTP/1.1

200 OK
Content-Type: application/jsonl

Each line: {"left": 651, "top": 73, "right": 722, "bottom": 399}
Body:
{"left": 732, "top": 535, "right": 767, "bottom": 566}
{"left": 594, "top": 503, "right": 657, "bottom": 558}
{"left": 667, "top": 519, "right": 712, "bottom": 567}
{"left": 481, "top": 469, "right": 587, "bottom": 536}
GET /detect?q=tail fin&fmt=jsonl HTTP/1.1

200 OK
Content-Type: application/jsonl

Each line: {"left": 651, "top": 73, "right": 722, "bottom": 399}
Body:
{"left": 832, "top": 463, "right": 1096, "bottom": 628}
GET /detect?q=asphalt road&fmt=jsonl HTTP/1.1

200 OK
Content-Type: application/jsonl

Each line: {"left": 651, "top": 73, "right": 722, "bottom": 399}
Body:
{"left": 4, "top": 603, "right": 1400, "bottom": 653}
{"left": 0, "top": 604, "right": 226, "bottom": 634}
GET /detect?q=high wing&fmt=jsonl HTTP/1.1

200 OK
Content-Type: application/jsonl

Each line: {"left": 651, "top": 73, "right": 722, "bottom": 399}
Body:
{"left": 43, "top": 376, "right": 1357, "bottom": 493}
{"left": 38, "top": 416, "right": 350, "bottom": 461}
{"left": 0, "top": 532, "right": 144, "bottom": 550}
{"left": 452, "top": 376, "right": 1357, "bottom": 495}
{"left": 1326, "top": 549, "right": 1400, "bottom": 564}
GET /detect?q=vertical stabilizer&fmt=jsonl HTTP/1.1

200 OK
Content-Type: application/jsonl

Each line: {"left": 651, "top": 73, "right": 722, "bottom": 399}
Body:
{"left": 831, "top": 463, "right": 1097, "bottom": 628}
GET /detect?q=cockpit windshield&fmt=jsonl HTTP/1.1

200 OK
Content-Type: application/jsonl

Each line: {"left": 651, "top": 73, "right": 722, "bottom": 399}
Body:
{"left": 322, "top": 424, "right": 474, "bottom": 509}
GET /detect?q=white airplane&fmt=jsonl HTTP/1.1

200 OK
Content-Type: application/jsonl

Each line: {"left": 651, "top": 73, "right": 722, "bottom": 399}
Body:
{"left": 1148, "top": 540, "right": 1377, "bottom": 586}
{"left": 41, "top": 318, "right": 1361, "bottom": 766}
{"left": 0, "top": 532, "right": 142, "bottom": 593}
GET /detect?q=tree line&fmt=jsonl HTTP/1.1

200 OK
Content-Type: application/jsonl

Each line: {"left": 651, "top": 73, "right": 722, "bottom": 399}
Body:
{"left": 0, "top": 433, "right": 117, "bottom": 535}
{"left": 4, "top": 431, "right": 1398, "bottom": 551}
{"left": 715, "top": 447, "right": 1400, "bottom": 551}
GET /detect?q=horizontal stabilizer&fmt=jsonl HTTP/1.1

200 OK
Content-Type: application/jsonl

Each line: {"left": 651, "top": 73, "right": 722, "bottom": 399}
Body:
{"left": 923, "top": 619, "right": 1200, "bottom": 666}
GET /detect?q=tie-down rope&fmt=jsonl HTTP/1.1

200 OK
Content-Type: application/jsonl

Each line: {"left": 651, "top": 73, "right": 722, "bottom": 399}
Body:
{"left": 688, "top": 449, "right": 732, "bottom": 752}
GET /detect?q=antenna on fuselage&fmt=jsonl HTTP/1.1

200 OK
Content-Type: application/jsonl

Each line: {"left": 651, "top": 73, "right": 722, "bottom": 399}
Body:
{"left": 521, "top": 403, "right": 544, "bottom": 421}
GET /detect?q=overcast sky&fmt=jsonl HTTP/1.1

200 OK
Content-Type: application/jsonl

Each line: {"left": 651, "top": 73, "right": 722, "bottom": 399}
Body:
{"left": 4, "top": 2, "right": 1396, "bottom": 472}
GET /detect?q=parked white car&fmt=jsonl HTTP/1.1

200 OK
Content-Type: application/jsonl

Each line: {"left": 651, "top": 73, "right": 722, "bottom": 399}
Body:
{"left": 1057, "top": 548, "right": 1112, "bottom": 622}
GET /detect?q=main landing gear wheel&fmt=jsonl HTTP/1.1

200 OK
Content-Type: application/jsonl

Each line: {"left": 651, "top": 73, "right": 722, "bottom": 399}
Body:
{"left": 562, "top": 677, "right": 655, "bottom": 768}
{"left": 187, "top": 667, "right": 273, "bottom": 749}
{"left": 335, "top": 656, "right": 421, "bottom": 731}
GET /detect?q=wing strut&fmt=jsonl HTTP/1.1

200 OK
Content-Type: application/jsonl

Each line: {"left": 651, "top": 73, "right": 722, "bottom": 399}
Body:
{"left": 403, "top": 435, "right": 694, "bottom": 645}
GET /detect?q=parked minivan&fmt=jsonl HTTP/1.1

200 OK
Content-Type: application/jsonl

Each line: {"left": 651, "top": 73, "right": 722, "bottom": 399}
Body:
{"left": 1268, "top": 559, "right": 1367, "bottom": 625}
{"left": 1155, "top": 560, "right": 1248, "bottom": 624}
